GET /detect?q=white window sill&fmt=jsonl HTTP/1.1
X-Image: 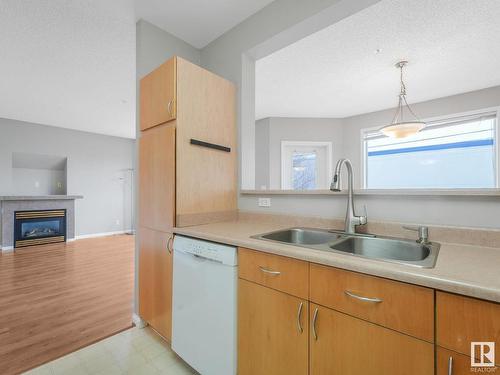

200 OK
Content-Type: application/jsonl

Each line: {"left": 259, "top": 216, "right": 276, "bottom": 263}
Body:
{"left": 240, "top": 189, "right": 500, "bottom": 197}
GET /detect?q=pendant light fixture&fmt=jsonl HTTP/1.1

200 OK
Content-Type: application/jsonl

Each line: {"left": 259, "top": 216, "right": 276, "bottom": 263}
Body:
{"left": 380, "top": 61, "right": 425, "bottom": 138}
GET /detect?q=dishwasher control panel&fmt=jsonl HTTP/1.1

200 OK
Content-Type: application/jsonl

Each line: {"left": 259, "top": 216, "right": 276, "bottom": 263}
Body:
{"left": 173, "top": 235, "right": 237, "bottom": 266}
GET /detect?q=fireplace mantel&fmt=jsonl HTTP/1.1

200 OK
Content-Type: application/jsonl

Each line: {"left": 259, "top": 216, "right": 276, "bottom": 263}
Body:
{"left": 0, "top": 195, "right": 83, "bottom": 201}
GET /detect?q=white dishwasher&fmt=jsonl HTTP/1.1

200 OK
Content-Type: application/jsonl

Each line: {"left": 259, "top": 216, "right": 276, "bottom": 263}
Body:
{"left": 172, "top": 235, "right": 237, "bottom": 375}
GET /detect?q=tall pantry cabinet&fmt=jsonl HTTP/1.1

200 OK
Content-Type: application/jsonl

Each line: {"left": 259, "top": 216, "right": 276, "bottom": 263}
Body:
{"left": 138, "top": 56, "right": 237, "bottom": 340}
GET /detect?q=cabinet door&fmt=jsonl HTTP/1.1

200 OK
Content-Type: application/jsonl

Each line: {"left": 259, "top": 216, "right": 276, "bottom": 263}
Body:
{"left": 309, "top": 304, "right": 434, "bottom": 375}
{"left": 139, "top": 123, "right": 175, "bottom": 232}
{"left": 139, "top": 228, "right": 173, "bottom": 341}
{"left": 437, "top": 291, "right": 500, "bottom": 362}
{"left": 138, "top": 227, "right": 154, "bottom": 324}
{"left": 140, "top": 57, "right": 176, "bottom": 130}
{"left": 238, "top": 279, "right": 308, "bottom": 375}
{"left": 175, "top": 57, "right": 237, "bottom": 226}
{"left": 437, "top": 347, "right": 474, "bottom": 375}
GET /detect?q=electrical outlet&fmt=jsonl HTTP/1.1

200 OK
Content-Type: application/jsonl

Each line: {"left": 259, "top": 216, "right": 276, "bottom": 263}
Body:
{"left": 34, "top": 181, "right": 40, "bottom": 188}
{"left": 258, "top": 198, "right": 271, "bottom": 207}
{"left": 115, "top": 219, "right": 120, "bottom": 225}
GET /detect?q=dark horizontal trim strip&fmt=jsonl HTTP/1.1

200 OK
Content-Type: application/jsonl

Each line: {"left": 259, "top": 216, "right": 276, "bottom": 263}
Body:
{"left": 368, "top": 139, "right": 494, "bottom": 157}
{"left": 190, "top": 139, "right": 231, "bottom": 152}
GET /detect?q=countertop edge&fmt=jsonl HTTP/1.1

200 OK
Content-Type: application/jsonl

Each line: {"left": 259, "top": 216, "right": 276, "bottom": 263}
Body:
{"left": 173, "top": 226, "right": 500, "bottom": 304}
{"left": 0, "top": 195, "right": 84, "bottom": 201}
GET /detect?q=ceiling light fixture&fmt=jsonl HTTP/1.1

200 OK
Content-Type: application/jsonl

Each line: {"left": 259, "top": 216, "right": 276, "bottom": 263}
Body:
{"left": 380, "top": 61, "right": 425, "bottom": 138}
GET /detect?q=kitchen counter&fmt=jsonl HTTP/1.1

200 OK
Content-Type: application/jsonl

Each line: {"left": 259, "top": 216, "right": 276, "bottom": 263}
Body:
{"left": 174, "top": 217, "right": 500, "bottom": 303}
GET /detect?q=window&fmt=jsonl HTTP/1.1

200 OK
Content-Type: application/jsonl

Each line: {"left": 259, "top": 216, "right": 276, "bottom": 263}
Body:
{"left": 362, "top": 112, "right": 498, "bottom": 189}
{"left": 281, "top": 141, "right": 332, "bottom": 190}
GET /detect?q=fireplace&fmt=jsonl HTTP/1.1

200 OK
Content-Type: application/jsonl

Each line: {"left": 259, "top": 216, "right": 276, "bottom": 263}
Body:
{"left": 14, "top": 209, "right": 66, "bottom": 248}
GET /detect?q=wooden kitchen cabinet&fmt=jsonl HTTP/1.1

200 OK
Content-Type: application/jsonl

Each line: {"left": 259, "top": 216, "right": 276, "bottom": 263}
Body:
{"left": 139, "top": 57, "right": 236, "bottom": 335}
{"left": 138, "top": 227, "right": 173, "bottom": 341}
{"left": 238, "top": 248, "right": 309, "bottom": 299}
{"left": 437, "top": 347, "right": 473, "bottom": 375}
{"left": 310, "top": 264, "right": 434, "bottom": 341}
{"left": 139, "top": 123, "right": 176, "bottom": 232}
{"left": 140, "top": 57, "right": 176, "bottom": 130}
{"left": 437, "top": 291, "right": 500, "bottom": 364}
{"left": 309, "top": 303, "right": 434, "bottom": 375}
{"left": 238, "top": 279, "right": 309, "bottom": 375}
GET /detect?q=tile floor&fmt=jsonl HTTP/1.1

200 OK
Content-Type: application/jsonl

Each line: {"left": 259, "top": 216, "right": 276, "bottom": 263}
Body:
{"left": 23, "top": 327, "right": 196, "bottom": 375}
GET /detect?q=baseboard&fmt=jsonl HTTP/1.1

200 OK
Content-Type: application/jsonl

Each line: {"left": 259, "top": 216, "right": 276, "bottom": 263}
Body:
{"left": 75, "top": 230, "right": 133, "bottom": 240}
{"left": 132, "top": 313, "right": 147, "bottom": 329}
{"left": 1, "top": 246, "right": 14, "bottom": 252}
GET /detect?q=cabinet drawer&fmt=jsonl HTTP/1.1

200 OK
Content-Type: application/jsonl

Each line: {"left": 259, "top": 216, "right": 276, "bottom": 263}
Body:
{"left": 437, "top": 291, "right": 500, "bottom": 362}
{"left": 310, "top": 264, "right": 434, "bottom": 341}
{"left": 437, "top": 347, "right": 473, "bottom": 375}
{"left": 238, "top": 248, "right": 309, "bottom": 299}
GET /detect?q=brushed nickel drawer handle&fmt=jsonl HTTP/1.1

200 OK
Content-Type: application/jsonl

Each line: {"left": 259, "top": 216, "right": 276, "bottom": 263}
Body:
{"left": 259, "top": 266, "right": 281, "bottom": 276}
{"left": 297, "top": 302, "right": 304, "bottom": 333}
{"left": 344, "top": 290, "right": 383, "bottom": 303}
{"left": 448, "top": 356, "right": 453, "bottom": 375}
{"left": 166, "top": 236, "right": 173, "bottom": 254}
{"left": 312, "top": 307, "right": 319, "bottom": 340}
{"left": 167, "top": 100, "right": 173, "bottom": 115}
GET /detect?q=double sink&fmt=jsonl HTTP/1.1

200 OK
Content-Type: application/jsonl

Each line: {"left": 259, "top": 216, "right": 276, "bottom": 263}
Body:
{"left": 252, "top": 227, "right": 440, "bottom": 268}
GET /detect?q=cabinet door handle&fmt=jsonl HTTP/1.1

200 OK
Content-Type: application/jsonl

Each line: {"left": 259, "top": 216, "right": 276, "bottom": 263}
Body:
{"left": 167, "top": 236, "right": 173, "bottom": 253}
{"left": 312, "top": 307, "right": 319, "bottom": 340}
{"left": 448, "top": 356, "right": 453, "bottom": 375}
{"left": 259, "top": 266, "right": 281, "bottom": 276}
{"left": 344, "top": 290, "right": 383, "bottom": 303}
{"left": 296, "top": 302, "right": 304, "bottom": 333}
{"left": 167, "top": 100, "right": 173, "bottom": 115}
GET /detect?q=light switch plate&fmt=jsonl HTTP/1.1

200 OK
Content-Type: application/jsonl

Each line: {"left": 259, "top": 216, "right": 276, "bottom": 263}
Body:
{"left": 258, "top": 198, "right": 271, "bottom": 207}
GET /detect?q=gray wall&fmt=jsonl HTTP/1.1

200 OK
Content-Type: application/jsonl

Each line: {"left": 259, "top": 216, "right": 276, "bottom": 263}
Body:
{"left": 255, "top": 118, "right": 271, "bottom": 189}
{"left": 0, "top": 118, "right": 134, "bottom": 236}
{"left": 137, "top": 20, "right": 200, "bottom": 79}
{"left": 200, "top": 0, "right": 381, "bottom": 188}
{"left": 198, "top": 0, "right": 500, "bottom": 229}
{"left": 135, "top": 19, "right": 201, "bottom": 316}
{"left": 258, "top": 117, "right": 344, "bottom": 189}
{"left": 343, "top": 85, "right": 500, "bottom": 188}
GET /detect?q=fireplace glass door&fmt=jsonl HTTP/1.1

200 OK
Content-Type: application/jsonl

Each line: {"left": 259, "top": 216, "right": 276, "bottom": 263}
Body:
{"left": 14, "top": 210, "right": 66, "bottom": 247}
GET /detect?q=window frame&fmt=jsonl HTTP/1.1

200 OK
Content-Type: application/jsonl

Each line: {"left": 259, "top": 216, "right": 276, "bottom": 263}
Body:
{"left": 360, "top": 107, "right": 500, "bottom": 190}
{"left": 281, "top": 141, "right": 333, "bottom": 190}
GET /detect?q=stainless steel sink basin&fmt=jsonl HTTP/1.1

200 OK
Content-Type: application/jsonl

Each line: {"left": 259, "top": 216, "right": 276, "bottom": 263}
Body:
{"left": 330, "top": 236, "right": 438, "bottom": 267}
{"left": 252, "top": 227, "right": 440, "bottom": 268}
{"left": 258, "top": 227, "right": 342, "bottom": 245}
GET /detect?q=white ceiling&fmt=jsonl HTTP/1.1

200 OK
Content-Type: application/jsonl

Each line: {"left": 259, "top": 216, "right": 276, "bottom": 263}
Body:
{"left": 0, "top": 0, "right": 136, "bottom": 138}
{"left": 256, "top": 0, "right": 500, "bottom": 120}
{"left": 135, "top": 0, "right": 274, "bottom": 49}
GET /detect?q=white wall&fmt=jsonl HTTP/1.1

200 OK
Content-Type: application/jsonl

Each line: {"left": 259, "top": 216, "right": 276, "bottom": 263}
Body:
{"left": 0, "top": 117, "right": 134, "bottom": 235}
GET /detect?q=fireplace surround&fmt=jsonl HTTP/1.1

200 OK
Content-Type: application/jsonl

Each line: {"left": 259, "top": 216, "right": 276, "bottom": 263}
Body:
{"left": 14, "top": 209, "right": 66, "bottom": 248}
{"left": 0, "top": 195, "right": 81, "bottom": 251}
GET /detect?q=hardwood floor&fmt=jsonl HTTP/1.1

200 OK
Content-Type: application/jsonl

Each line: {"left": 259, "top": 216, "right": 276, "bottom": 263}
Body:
{"left": 0, "top": 235, "right": 135, "bottom": 375}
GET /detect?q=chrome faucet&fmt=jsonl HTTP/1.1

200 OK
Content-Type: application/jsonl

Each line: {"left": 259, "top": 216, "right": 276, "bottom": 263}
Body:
{"left": 403, "top": 225, "right": 429, "bottom": 244}
{"left": 330, "top": 158, "right": 367, "bottom": 234}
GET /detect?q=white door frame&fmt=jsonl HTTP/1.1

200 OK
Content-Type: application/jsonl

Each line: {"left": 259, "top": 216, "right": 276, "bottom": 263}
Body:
{"left": 280, "top": 141, "right": 333, "bottom": 189}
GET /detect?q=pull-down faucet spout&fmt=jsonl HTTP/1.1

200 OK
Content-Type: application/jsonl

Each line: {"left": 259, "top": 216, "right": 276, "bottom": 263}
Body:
{"left": 330, "top": 158, "right": 367, "bottom": 234}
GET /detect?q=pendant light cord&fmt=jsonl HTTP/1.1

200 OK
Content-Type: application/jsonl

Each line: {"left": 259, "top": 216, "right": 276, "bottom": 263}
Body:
{"left": 391, "top": 62, "right": 421, "bottom": 125}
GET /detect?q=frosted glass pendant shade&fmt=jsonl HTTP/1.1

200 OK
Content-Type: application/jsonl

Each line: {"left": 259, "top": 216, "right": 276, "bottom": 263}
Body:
{"left": 380, "top": 121, "right": 426, "bottom": 138}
